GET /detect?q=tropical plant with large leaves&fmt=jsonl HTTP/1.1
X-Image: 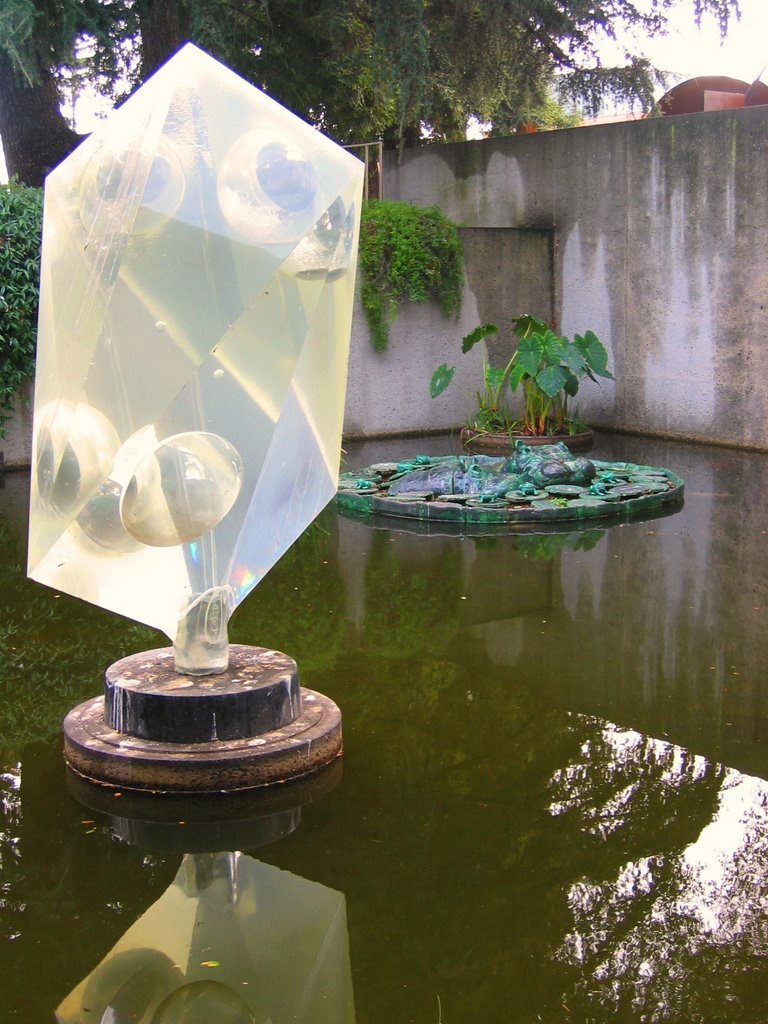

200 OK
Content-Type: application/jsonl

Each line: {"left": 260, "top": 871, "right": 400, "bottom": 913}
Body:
{"left": 431, "top": 314, "right": 613, "bottom": 437}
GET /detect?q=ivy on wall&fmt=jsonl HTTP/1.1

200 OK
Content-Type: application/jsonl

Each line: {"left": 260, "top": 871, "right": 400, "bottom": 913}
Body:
{"left": 0, "top": 181, "right": 43, "bottom": 437}
{"left": 359, "top": 199, "right": 463, "bottom": 352}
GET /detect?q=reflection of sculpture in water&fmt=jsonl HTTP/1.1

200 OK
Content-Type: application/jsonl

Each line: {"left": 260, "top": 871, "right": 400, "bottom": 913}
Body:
{"left": 55, "top": 852, "right": 355, "bottom": 1024}
{"left": 389, "top": 442, "right": 597, "bottom": 498}
{"left": 28, "top": 43, "right": 364, "bottom": 674}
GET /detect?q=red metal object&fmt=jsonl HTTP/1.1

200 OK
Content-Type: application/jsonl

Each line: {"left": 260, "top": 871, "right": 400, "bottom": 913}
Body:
{"left": 659, "top": 76, "right": 768, "bottom": 115}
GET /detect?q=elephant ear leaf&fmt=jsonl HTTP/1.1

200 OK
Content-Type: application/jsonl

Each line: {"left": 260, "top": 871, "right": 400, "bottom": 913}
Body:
{"left": 512, "top": 313, "right": 547, "bottom": 338}
{"left": 508, "top": 361, "right": 527, "bottom": 391}
{"left": 486, "top": 366, "right": 506, "bottom": 393}
{"left": 430, "top": 363, "right": 456, "bottom": 398}
{"left": 541, "top": 331, "right": 567, "bottom": 366}
{"left": 574, "top": 331, "right": 613, "bottom": 379}
{"left": 536, "top": 364, "right": 569, "bottom": 398}
{"left": 516, "top": 334, "right": 544, "bottom": 377}
{"left": 462, "top": 322, "right": 498, "bottom": 354}
{"left": 564, "top": 371, "right": 580, "bottom": 397}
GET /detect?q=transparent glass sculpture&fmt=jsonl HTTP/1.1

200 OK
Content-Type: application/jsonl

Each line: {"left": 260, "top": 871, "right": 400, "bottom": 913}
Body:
{"left": 28, "top": 43, "right": 364, "bottom": 673}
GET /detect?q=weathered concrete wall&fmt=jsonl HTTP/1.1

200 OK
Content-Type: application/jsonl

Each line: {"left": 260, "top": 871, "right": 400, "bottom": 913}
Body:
{"left": 0, "top": 385, "right": 32, "bottom": 469}
{"left": 5, "top": 111, "right": 765, "bottom": 460}
{"left": 373, "top": 107, "right": 768, "bottom": 450}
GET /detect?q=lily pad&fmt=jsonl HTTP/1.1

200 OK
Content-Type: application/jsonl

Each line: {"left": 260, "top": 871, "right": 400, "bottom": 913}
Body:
{"left": 628, "top": 475, "right": 669, "bottom": 493}
{"left": 506, "top": 488, "right": 547, "bottom": 502}
{"left": 392, "top": 491, "right": 433, "bottom": 501}
{"left": 546, "top": 484, "right": 586, "bottom": 497}
{"left": 466, "top": 497, "right": 507, "bottom": 509}
{"left": 567, "top": 496, "right": 609, "bottom": 507}
{"left": 608, "top": 484, "right": 649, "bottom": 499}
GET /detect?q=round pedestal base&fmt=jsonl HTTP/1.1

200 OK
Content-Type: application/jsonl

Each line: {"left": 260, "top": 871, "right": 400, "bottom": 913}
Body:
{"left": 104, "top": 645, "right": 301, "bottom": 743}
{"left": 63, "top": 687, "right": 341, "bottom": 794}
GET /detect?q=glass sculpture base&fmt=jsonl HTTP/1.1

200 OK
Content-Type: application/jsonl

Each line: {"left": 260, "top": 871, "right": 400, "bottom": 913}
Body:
{"left": 62, "top": 646, "right": 342, "bottom": 793}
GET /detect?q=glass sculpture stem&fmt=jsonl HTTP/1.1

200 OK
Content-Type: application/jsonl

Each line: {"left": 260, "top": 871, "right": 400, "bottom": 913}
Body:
{"left": 173, "top": 585, "right": 232, "bottom": 674}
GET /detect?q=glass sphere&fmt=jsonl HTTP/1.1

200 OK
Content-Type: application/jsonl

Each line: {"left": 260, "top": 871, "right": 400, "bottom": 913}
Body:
{"left": 217, "top": 131, "right": 318, "bottom": 244}
{"left": 35, "top": 401, "right": 120, "bottom": 518}
{"left": 151, "top": 981, "right": 256, "bottom": 1024}
{"left": 76, "top": 480, "right": 142, "bottom": 552}
{"left": 120, "top": 432, "right": 243, "bottom": 547}
{"left": 80, "top": 137, "right": 185, "bottom": 237}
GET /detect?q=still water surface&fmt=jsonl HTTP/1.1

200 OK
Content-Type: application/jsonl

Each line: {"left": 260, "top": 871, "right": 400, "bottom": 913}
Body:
{"left": 1, "top": 433, "right": 768, "bottom": 1023}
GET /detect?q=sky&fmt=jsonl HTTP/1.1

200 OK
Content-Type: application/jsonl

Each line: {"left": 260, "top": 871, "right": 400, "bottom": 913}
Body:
{"left": 603, "top": 0, "right": 768, "bottom": 84}
{"left": 2, "top": 0, "right": 768, "bottom": 182}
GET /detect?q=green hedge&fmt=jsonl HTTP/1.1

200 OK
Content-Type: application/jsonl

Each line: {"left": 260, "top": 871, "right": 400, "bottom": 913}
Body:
{"left": 0, "top": 180, "right": 43, "bottom": 436}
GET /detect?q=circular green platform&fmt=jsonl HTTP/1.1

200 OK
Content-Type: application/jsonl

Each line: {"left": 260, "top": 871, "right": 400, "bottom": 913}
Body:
{"left": 336, "top": 453, "right": 684, "bottom": 528}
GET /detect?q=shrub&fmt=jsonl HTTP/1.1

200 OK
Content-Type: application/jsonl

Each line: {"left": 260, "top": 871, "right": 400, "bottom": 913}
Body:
{"left": 359, "top": 199, "right": 463, "bottom": 352}
{"left": 0, "top": 180, "right": 43, "bottom": 436}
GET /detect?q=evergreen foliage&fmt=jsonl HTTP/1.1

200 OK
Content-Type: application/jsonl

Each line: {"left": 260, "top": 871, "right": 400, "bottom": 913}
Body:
{"left": 0, "top": 180, "right": 42, "bottom": 435}
{"left": 359, "top": 200, "right": 463, "bottom": 353}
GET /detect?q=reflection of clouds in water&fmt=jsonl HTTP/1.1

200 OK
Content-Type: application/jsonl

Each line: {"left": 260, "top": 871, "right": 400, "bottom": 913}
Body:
{"left": 677, "top": 772, "right": 768, "bottom": 946}
{"left": 547, "top": 718, "right": 768, "bottom": 1020}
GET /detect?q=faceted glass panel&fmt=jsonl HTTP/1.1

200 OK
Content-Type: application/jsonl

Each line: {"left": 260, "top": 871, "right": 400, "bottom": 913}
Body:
{"left": 28, "top": 43, "right": 363, "bottom": 671}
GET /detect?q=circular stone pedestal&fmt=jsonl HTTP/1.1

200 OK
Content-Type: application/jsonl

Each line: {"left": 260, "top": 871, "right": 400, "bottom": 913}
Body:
{"left": 63, "top": 645, "right": 342, "bottom": 794}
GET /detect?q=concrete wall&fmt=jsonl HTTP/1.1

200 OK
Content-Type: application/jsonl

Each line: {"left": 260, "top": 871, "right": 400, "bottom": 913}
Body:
{"left": 0, "top": 385, "right": 32, "bottom": 469}
{"left": 360, "top": 106, "right": 768, "bottom": 450}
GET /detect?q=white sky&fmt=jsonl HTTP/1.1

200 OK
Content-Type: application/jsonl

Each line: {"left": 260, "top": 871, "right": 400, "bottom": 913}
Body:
{"left": 603, "top": 0, "right": 768, "bottom": 84}
{"left": 1, "top": 0, "right": 767, "bottom": 183}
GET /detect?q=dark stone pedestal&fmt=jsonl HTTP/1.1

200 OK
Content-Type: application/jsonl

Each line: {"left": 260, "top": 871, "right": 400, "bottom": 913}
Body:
{"left": 104, "top": 646, "right": 302, "bottom": 743}
{"left": 63, "top": 645, "right": 342, "bottom": 794}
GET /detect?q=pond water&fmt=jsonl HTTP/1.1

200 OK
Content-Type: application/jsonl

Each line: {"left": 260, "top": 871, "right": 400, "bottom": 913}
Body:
{"left": 2, "top": 433, "right": 768, "bottom": 1023}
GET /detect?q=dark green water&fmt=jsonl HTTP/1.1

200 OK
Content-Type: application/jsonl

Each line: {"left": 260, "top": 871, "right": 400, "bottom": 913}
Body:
{"left": 2, "top": 433, "right": 768, "bottom": 1023}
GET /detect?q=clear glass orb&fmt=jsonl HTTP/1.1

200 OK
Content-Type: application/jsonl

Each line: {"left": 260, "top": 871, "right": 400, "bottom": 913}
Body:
{"left": 217, "top": 131, "right": 317, "bottom": 244}
{"left": 35, "top": 401, "right": 120, "bottom": 518}
{"left": 151, "top": 981, "right": 256, "bottom": 1024}
{"left": 76, "top": 480, "right": 141, "bottom": 552}
{"left": 120, "top": 431, "right": 243, "bottom": 547}
{"left": 80, "top": 138, "right": 185, "bottom": 237}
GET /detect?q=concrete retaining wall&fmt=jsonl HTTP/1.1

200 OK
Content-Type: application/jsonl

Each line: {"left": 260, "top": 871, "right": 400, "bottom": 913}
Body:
{"left": 1, "top": 386, "right": 32, "bottom": 469}
{"left": 370, "top": 106, "right": 768, "bottom": 450}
